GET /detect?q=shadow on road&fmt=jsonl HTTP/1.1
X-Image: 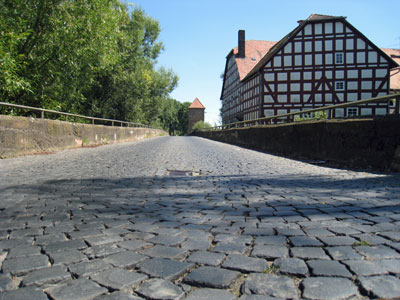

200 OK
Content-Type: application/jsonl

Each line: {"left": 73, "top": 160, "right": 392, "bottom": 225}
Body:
{"left": 2, "top": 173, "right": 399, "bottom": 222}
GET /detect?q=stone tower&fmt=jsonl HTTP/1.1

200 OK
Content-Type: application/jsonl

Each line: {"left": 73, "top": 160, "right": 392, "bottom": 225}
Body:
{"left": 188, "top": 98, "right": 205, "bottom": 132}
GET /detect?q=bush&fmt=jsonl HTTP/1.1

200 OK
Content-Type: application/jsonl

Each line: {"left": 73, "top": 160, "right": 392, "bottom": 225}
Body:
{"left": 192, "top": 120, "right": 212, "bottom": 131}
{"left": 294, "top": 110, "right": 328, "bottom": 122}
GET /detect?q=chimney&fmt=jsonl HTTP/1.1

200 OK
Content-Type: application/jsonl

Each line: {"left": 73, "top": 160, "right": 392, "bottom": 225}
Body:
{"left": 238, "top": 30, "right": 245, "bottom": 58}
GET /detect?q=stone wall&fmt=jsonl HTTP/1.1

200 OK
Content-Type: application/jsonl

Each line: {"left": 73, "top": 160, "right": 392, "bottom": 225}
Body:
{"left": 192, "top": 116, "right": 400, "bottom": 172}
{"left": 0, "top": 115, "right": 167, "bottom": 158}
{"left": 188, "top": 108, "right": 205, "bottom": 132}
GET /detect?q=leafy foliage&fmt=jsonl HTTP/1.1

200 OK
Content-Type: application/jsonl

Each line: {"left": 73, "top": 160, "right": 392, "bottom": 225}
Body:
{"left": 192, "top": 120, "right": 213, "bottom": 131}
{"left": 294, "top": 110, "right": 328, "bottom": 122}
{"left": 0, "top": 0, "right": 181, "bottom": 130}
{"left": 156, "top": 99, "right": 191, "bottom": 135}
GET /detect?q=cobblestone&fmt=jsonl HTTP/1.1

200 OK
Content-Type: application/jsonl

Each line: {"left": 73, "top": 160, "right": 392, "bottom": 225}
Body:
{"left": 222, "top": 254, "right": 267, "bottom": 273}
{"left": 185, "top": 288, "right": 236, "bottom": 300}
{"left": 94, "top": 291, "right": 144, "bottom": 300}
{"left": 7, "top": 246, "right": 41, "bottom": 258}
{"left": 343, "top": 259, "right": 388, "bottom": 276}
{"left": 358, "top": 275, "right": 400, "bottom": 299}
{"left": 254, "top": 235, "right": 287, "bottom": 245}
{"left": 136, "top": 278, "right": 184, "bottom": 300}
{"left": 290, "top": 246, "right": 330, "bottom": 260}
{"left": 318, "top": 236, "right": 358, "bottom": 246}
{"left": 46, "top": 278, "right": 108, "bottom": 300}
{"left": 239, "top": 295, "right": 278, "bottom": 300}
{"left": 251, "top": 245, "right": 288, "bottom": 259}
{"left": 2, "top": 255, "right": 50, "bottom": 276}
{"left": 274, "top": 257, "right": 309, "bottom": 276}
{"left": 104, "top": 251, "right": 148, "bottom": 269}
{"left": 325, "top": 246, "right": 362, "bottom": 260}
{"left": 213, "top": 242, "right": 249, "bottom": 255}
{"left": 0, "top": 286, "right": 49, "bottom": 300}
{"left": 242, "top": 273, "right": 298, "bottom": 299}
{"left": 117, "top": 240, "right": 152, "bottom": 251}
{"left": 49, "top": 249, "right": 88, "bottom": 265}
{"left": 183, "top": 266, "right": 241, "bottom": 289}
{"left": 1, "top": 136, "right": 400, "bottom": 299}
{"left": 22, "top": 265, "right": 71, "bottom": 287}
{"left": 139, "top": 258, "right": 193, "bottom": 280}
{"left": 356, "top": 245, "right": 400, "bottom": 260}
{"left": 307, "top": 259, "right": 353, "bottom": 278}
{"left": 68, "top": 260, "right": 113, "bottom": 278}
{"left": 289, "top": 236, "right": 323, "bottom": 247}
{"left": 44, "top": 239, "right": 88, "bottom": 252}
{"left": 139, "top": 245, "right": 188, "bottom": 259}
{"left": 90, "top": 268, "right": 148, "bottom": 291}
{"left": 185, "top": 251, "right": 226, "bottom": 266}
{"left": 301, "top": 277, "right": 358, "bottom": 300}
{"left": 378, "top": 258, "right": 400, "bottom": 274}
{"left": 84, "top": 243, "right": 123, "bottom": 259}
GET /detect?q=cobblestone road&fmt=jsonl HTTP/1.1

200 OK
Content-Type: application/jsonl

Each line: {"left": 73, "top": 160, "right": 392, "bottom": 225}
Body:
{"left": 1, "top": 136, "right": 400, "bottom": 300}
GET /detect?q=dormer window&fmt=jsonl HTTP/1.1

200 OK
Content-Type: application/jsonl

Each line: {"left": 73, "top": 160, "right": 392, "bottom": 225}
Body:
{"left": 335, "top": 53, "right": 344, "bottom": 64}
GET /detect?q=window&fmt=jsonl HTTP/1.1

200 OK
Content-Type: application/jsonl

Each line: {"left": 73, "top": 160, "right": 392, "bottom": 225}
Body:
{"left": 335, "top": 81, "right": 345, "bottom": 91}
{"left": 335, "top": 53, "right": 344, "bottom": 64}
{"left": 347, "top": 108, "right": 358, "bottom": 117}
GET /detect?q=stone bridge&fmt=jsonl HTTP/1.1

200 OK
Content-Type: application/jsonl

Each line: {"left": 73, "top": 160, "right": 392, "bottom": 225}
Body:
{"left": 0, "top": 136, "right": 400, "bottom": 299}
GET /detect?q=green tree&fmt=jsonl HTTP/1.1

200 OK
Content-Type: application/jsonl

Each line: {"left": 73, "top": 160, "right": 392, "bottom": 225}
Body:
{"left": 158, "top": 98, "right": 180, "bottom": 135}
{"left": 177, "top": 102, "right": 191, "bottom": 135}
{"left": 0, "top": 1, "right": 179, "bottom": 126}
{"left": 1, "top": 0, "right": 125, "bottom": 110}
{"left": 157, "top": 100, "right": 192, "bottom": 136}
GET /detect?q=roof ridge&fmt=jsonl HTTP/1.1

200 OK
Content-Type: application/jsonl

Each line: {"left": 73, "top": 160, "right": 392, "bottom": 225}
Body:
{"left": 245, "top": 39, "right": 276, "bottom": 42}
{"left": 307, "top": 13, "right": 346, "bottom": 20}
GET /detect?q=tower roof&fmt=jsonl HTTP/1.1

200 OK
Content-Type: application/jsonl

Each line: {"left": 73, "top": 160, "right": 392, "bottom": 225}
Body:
{"left": 189, "top": 98, "right": 205, "bottom": 109}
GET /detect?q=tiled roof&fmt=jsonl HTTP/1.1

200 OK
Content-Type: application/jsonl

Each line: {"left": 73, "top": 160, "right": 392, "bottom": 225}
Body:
{"left": 233, "top": 40, "right": 277, "bottom": 80}
{"left": 382, "top": 48, "right": 400, "bottom": 91}
{"left": 189, "top": 97, "right": 205, "bottom": 109}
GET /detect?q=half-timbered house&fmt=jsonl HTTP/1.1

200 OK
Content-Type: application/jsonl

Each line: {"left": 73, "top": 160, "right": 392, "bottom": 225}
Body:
{"left": 220, "top": 14, "right": 399, "bottom": 124}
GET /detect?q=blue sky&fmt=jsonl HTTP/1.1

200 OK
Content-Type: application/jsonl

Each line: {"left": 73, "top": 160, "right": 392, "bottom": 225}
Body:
{"left": 127, "top": 0, "right": 400, "bottom": 125}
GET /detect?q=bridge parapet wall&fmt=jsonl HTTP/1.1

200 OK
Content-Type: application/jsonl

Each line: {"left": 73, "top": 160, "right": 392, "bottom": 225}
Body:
{"left": 193, "top": 116, "right": 400, "bottom": 172}
{"left": 0, "top": 115, "right": 167, "bottom": 158}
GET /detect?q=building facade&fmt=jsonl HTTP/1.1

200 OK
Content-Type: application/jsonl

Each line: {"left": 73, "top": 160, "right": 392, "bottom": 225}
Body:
{"left": 220, "top": 14, "right": 399, "bottom": 124}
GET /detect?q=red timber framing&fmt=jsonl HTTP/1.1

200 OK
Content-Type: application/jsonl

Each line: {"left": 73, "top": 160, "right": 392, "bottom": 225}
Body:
{"left": 220, "top": 15, "right": 399, "bottom": 124}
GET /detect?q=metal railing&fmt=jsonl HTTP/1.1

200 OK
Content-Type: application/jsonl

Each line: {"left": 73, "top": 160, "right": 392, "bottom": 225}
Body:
{"left": 0, "top": 102, "right": 150, "bottom": 128}
{"left": 215, "top": 93, "right": 400, "bottom": 130}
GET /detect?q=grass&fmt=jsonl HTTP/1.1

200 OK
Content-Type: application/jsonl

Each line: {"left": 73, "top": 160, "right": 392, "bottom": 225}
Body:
{"left": 353, "top": 240, "right": 373, "bottom": 247}
{"left": 263, "top": 265, "right": 279, "bottom": 274}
